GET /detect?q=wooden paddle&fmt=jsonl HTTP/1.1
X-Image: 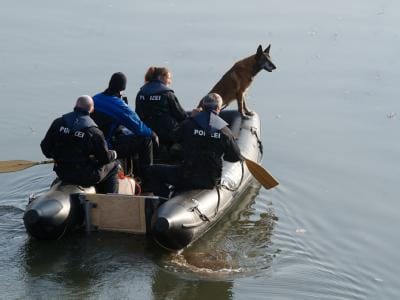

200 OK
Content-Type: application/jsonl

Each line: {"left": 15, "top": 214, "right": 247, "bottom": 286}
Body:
{"left": 243, "top": 157, "right": 279, "bottom": 189}
{"left": 0, "top": 158, "right": 279, "bottom": 189}
{"left": 0, "top": 160, "right": 54, "bottom": 173}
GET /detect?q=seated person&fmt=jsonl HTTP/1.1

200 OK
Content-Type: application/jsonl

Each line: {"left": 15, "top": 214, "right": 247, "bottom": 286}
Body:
{"left": 40, "top": 95, "right": 119, "bottom": 193}
{"left": 135, "top": 67, "right": 188, "bottom": 162}
{"left": 92, "top": 72, "right": 158, "bottom": 184}
{"left": 149, "top": 93, "right": 243, "bottom": 198}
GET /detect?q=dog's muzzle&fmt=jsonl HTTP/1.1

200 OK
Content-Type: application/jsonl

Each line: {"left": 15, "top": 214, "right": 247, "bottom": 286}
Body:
{"left": 264, "top": 63, "right": 276, "bottom": 72}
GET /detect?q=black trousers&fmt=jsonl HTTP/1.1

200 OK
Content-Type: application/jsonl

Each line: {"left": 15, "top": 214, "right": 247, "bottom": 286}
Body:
{"left": 148, "top": 164, "right": 185, "bottom": 198}
{"left": 148, "top": 164, "right": 215, "bottom": 198}
{"left": 95, "top": 161, "right": 119, "bottom": 194}
{"left": 56, "top": 160, "right": 119, "bottom": 194}
{"left": 113, "top": 134, "right": 153, "bottom": 180}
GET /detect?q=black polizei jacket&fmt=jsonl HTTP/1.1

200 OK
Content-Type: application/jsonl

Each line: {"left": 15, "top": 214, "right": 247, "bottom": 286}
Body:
{"left": 135, "top": 80, "right": 188, "bottom": 144}
{"left": 172, "top": 111, "right": 242, "bottom": 188}
{"left": 40, "top": 108, "right": 116, "bottom": 186}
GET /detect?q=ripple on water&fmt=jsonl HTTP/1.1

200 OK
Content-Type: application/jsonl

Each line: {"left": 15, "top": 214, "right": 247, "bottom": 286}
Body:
{"left": 258, "top": 176, "right": 376, "bottom": 300}
{"left": 0, "top": 205, "right": 25, "bottom": 233}
{"left": 161, "top": 183, "right": 280, "bottom": 279}
{"left": 0, "top": 167, "right": 53, "bottom": 208}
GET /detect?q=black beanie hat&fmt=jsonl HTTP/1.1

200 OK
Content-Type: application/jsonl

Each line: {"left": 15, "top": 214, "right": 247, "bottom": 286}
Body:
{"left": 108, "top": 72, "right": 127, "bottom": 93}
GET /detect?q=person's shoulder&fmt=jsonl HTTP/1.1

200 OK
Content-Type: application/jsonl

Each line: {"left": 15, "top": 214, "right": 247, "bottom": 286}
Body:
{"left": 93, "top": 92, "right": 121, "bottom": 102}
{"left": 50, "top": 116, "right": 64, "bottom": 127}
{"left": 164, "top": 89, "right": 176, "bottom": 97}
{"left": 220, "top": 125, "right": 234, "bottom": 136}
{"left": 183, "top": 116, "right": 195, "bottom": 124}
{"left": 173, "top": 117, "right": 191, "bottom": 129}
{"left": 92, "top": 92, "right": 104, "bottom": 100}
{"left": 87, "top": 125, "right": 104, "bottom": 137}
{"left": 97, "top": 94, "right": 127, "bottom": 109}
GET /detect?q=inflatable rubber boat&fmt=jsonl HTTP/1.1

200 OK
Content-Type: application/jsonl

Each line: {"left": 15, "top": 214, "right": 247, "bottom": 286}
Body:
{"left": 23, "top": 110, "right": 263, "bottom": 250}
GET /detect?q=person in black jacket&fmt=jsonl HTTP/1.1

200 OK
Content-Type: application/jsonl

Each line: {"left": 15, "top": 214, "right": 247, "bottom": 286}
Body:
{"left": 135, "top": 67, "right": 188, "bottom": 161}
{"left": 149, "top": 93, "right": 242, "bottom": 198}
{"left": 40, "top": 95, "right": 119, "bottom": 193}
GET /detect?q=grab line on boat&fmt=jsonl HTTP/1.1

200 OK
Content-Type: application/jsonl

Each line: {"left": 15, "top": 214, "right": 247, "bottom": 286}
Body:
{"left": 189, "top": 199, "right": 210, "bottom": 222}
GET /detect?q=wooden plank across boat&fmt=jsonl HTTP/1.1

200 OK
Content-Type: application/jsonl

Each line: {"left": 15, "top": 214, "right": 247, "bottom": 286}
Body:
{"left": 23, "top": 110, "right": 264, "bottom": 251}
{"left": 81, "top": 194, "right": 147, "bottom": 234}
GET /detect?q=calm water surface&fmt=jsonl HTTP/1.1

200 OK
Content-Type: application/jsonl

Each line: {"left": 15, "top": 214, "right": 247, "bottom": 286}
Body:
{"left": 0, "top": 1, "right": 399, "bottom": 299}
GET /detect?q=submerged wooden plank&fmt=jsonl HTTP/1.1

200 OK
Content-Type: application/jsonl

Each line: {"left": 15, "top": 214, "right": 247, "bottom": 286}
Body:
{"left": 84, "top": 194, "right": 147, "bottom": 234}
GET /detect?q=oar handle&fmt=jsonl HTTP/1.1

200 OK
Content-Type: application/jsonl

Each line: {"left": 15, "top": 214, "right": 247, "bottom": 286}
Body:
{"left": 36, "top": 160, "right": 54, "bottom": 165}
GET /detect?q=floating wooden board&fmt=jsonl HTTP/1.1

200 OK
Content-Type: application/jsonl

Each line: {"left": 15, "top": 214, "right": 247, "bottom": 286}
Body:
{"left": 83, "top": 194, "right": 147, "bottom": 234}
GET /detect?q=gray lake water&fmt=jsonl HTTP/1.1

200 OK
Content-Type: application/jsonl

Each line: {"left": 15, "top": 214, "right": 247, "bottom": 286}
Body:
{"left": 1, "top": 0, "right": 399, "bottom": 299}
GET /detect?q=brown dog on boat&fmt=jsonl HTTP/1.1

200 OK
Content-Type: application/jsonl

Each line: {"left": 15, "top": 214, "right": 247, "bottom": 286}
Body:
{"left": 199, "top": 44, "right": 276, "bottom": 118}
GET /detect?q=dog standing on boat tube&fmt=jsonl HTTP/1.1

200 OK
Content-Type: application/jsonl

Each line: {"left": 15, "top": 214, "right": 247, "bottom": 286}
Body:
{"left": 198, "top": 44, "right": 276, "bottom": 118}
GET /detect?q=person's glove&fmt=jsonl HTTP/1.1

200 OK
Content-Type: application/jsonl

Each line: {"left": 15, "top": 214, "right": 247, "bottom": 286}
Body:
{"left": 109, "top": 150, "right": 118, "bottom": 161}
{"left": 151, "top": 131, "right": 160, "bottom": 149}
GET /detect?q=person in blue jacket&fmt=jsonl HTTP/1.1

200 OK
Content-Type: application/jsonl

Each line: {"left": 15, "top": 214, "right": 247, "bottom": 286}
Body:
{"left": 92, "top": 72, "right": 159, "bottom": 184}
{"left": 135, "top": 67, "right": 188, "bottom": 161}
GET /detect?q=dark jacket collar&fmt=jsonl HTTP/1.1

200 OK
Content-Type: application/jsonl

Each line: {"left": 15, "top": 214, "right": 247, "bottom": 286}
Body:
{"left": 139, "top": 80, "right": 173, "bottom": 95}
{"left": 193, "top": 111, "right": 228, "bottom": 133}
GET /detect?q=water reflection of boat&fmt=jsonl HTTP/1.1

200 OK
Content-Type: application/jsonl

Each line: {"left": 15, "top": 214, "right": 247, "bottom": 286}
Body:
{"left": 23, "top": 110, "right": 263, "bottom": 251}
{"left": 163, "top": 184, "right": 277, "bottom": 276}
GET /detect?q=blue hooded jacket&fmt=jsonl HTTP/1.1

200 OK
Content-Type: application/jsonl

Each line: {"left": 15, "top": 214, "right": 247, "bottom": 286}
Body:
{"left": 93, "top": 92, "right": 152, "bottom": 143}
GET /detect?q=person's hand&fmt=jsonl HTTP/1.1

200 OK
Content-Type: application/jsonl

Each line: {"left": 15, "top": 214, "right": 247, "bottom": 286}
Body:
{"left": 151, "top": 131, "right": 159, "bottom": 149}
{"left": 191, "top": 107, "right": 202, "bottom": 117}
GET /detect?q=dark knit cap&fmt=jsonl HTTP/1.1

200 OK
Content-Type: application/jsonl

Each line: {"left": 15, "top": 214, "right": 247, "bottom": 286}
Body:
{"left": 108, "top": 72, "right": 127, "bottom": 93}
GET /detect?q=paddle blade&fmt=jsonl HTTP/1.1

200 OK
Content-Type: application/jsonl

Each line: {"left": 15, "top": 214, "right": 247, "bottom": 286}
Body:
{"left": 244, "top": 158, "right": 279, "bottom": 190}
{"left": 0, "top": 160, "right": 38, "bottom": 173}
{"left": 0, "top": 160, "right": 53, "bottom": 173}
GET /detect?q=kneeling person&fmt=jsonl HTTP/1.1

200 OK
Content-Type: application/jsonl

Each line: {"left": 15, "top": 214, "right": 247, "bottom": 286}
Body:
{"left": 40, "top": 95, "right": 119, "bottom": 193}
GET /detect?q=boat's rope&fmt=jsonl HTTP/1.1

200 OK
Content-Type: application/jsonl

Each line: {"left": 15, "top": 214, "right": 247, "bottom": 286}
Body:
{"left": 219, "top": 160, "right": 245, "bottom": 192}
{"left": 214, "top": 186, "right": 221, "bottom": 217}
{"left": 250, "top": 126, "right": 263, "bottom": 155}
{"left": 214, "top": 125, "right": 261, "bottom": 215}
{"left": 214, "top": 160, "right": 245, "bottom": 217}
{"left": 190, "top": 199, "right": 211, "bottom": 222}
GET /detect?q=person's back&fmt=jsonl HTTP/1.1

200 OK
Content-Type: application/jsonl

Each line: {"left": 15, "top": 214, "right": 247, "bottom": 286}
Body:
{"left": 135, "top": 67, "right": 187, "bottom": 146}
{"left": 40, "top": 95, "right": 119, "bottom": 193}
{"left": 176, "top": 96, "right": 241, "bottom": 188}
{"left": 149, "top": 93, "right": 242, "bottom": 198}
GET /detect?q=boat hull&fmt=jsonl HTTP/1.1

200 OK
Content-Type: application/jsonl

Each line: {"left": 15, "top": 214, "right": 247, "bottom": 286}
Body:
{"left": 23, "top": 110, "right": 263, "bottom": 250}
{"left": 23, "top": 182, "right": 95, "bottom": 239}
{"left": 151, "top": 110, "right": 262, "bottom": 250}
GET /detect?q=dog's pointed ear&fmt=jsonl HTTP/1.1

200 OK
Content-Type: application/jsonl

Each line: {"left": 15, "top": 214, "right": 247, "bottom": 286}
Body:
{"left": 256, "top": 45, "right": 263, "bottom": 57}
{"left": 264, "top": 44, "right": 271, "bottom": 54}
